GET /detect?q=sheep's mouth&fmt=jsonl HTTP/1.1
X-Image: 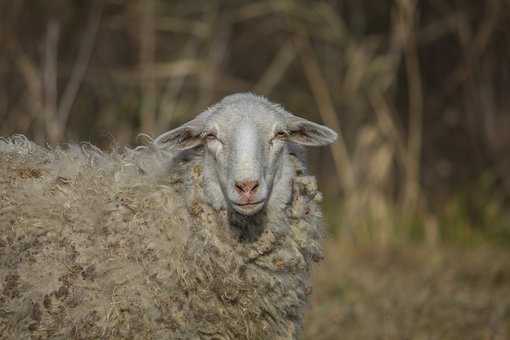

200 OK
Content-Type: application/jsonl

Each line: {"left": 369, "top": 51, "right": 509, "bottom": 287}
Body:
{"left": 231, "top": 200, "right": 265, "bottom": 215}
{"left": 235, "top": 200, "right": 265, "bottom": 207}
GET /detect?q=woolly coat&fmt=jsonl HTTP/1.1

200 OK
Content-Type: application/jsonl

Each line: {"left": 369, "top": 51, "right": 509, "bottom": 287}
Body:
{"left": 0, "top": 136, "right": 324, "bottom": 340}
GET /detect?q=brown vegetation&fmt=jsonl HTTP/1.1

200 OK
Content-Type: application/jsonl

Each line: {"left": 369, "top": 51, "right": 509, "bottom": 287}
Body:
{"left": 1, "top": 1, "right": 510, "bottom": 338}
{"left": 305, "top": 241, "right": 510, "bottom": 339}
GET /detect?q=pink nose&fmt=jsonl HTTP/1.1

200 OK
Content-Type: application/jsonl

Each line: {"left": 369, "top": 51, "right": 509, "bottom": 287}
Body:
{"left": 234, "top": 180, "right": 259, "bottom": 196}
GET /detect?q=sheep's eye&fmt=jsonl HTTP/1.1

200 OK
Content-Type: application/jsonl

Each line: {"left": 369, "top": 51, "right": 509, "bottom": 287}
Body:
{"left": 274, "top": 131, "right": 288, "bottom": 140}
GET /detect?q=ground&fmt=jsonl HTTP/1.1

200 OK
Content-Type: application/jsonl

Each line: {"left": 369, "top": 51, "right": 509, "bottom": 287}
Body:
{"left": 304, "top": 240, "right": 510, "bottom": 340}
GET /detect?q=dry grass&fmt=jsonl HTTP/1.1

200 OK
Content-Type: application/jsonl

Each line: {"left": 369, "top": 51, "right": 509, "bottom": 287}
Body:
{"left": 304, "top": 240, "right": 510, "bottom": 340}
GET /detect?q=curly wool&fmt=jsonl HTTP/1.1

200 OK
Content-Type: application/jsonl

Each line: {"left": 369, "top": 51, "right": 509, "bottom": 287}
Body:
{"left": 0, "top": 136, "right": 324, "bottom": 340}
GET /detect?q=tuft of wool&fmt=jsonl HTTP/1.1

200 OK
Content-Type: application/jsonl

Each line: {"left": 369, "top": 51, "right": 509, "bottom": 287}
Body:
{"left": 0, "top": 136, "right": 324, "bottom": 340}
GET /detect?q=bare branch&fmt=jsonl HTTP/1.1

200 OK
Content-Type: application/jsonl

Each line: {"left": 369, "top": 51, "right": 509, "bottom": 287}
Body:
{"left": 57, "top": 2, "right": 103, "bottom": 133}
{"left": 43, "top": 19, "right": 60, "bottom": 143}
{"left": 139, "top": 0, "right": 157, "bottom": 134}
{"left": 298, "top": 36, "right": 355, "bottom": 194}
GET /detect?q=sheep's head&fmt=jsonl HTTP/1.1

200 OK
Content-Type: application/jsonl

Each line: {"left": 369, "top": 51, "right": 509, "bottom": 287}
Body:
{"left": 155, "top": 93, "right": 337, "bottom": 216}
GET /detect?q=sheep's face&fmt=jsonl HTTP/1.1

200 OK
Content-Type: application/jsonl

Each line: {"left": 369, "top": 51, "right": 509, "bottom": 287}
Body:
{"left": 155, "top": 93, "right": 337, "bottom": 216}
{"left": 201, "top": 107, "right": 289, "bottom": 215}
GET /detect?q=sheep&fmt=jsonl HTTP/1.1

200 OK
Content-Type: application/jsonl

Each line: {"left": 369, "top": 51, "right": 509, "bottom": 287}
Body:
{"left": 0, "top": 93, "right": 337, "bottom": 340}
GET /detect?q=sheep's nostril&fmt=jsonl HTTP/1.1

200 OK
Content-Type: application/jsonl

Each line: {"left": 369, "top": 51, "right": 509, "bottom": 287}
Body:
{"left": 234, "top": 183, "right": 243, "bottom": 194}
{"left": 235, "top": 180, "right": 259, "bottom": 195}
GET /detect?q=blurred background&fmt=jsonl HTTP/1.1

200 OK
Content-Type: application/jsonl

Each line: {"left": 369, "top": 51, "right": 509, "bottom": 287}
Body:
{"left": 1, "top": 0, "right": 510, "bottom": 338}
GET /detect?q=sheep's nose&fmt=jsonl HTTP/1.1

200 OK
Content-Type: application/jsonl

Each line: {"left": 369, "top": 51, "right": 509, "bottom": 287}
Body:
{"left": 234, "top": 180, "right": 259, "bottom": 195}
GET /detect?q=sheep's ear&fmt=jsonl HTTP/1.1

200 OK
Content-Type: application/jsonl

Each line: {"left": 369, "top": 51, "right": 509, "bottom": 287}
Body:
{"left": 154, "top": 112, "right": 209, "bottom": 150}
{"left": 287, "top": 116, "right": 337, "bottom": 146}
